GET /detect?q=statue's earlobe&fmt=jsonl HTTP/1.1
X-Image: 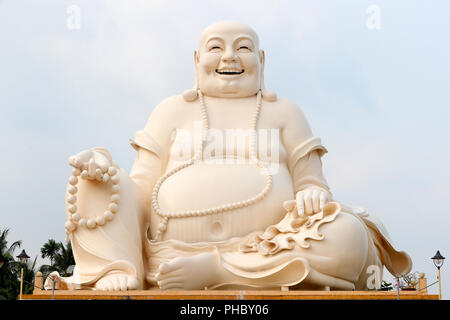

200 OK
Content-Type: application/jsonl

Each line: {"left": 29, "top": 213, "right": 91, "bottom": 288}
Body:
{"left": 259, "top": 49, "right": 277, "bottom": 102}
{"left": 183, "top": 50, "right": 200, "bottom": 102}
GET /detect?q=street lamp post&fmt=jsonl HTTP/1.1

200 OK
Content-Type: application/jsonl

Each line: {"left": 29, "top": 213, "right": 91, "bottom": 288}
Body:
{"left": 16, "top": 249, "right": 30, "bottom": 300}
{"left": 431, "top": 250, "right": 445, "bottom": 300}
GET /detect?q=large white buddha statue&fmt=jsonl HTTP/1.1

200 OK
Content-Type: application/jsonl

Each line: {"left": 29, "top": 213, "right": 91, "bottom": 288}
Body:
{"left": 59, "top": 21, "right": 412, "bottom": 291}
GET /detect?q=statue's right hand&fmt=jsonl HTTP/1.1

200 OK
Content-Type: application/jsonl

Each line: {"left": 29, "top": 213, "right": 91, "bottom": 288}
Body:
{"left": 68, "top": 148, "right": 115, "bottom": 182}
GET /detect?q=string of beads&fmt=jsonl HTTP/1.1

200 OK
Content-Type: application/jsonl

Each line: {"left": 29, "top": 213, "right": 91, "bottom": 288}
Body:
{"left": 64, "top": 166, "right": 120, "bottom": 239}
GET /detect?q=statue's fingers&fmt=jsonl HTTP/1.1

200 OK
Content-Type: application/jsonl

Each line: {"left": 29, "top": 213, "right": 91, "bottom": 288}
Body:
{"left": 102, "top": 173, "right": 110, "bottom": 183}
{"left": 88, "top": 158, "right": 97, "bottom": 179}
{"left": 312, "top": 189, "right": 320, "bottom": 213}
{"left": 283, "top": 200, "right": 296, "bottom": 212}
{"left": 158, "top": 277, "right": 184, "bottom": 289}
{"left": 100, "top": 163, "right": 109, "bottom": 174}
{"left": 156, "top": 268, "right": 184, "bottom": 281}
{"left": 80, "top": 170, "right": 89, "bottom": 180}
{"left": 296, "top": 191, "right": 305, "bottom": 217}
{"left": 95, "top": 169, "right": 103, "bottom": 182}
{"left": 319, "top": 192, "right": 328, "bottom": 210}
{"left": 303, "top": 189, "right": 313, "bottom": 215}
{"left": 158, "top": 263, "right": 170, "bottom": 274}
{"left": 68, "top": 156, "right": 81, "bottom": 168}
{"left": 73, "top": 151, "right": 94, "bottom": 170}
{"left": 159, "top": 258, "right": 184, "bottom": 275}
{"left": 95, "top": 152, "right": 110, "bottom": 173}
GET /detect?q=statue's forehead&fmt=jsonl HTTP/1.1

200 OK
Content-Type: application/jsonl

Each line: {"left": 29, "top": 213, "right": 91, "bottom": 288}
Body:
{"left": 199, "top": 22, "right": 260, "bottom": 48}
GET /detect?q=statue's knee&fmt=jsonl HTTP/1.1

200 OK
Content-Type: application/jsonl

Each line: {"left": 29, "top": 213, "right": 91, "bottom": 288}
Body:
{"left": 329, "top": 212, "right": 368, "bottom": 254}
{"left": 318, "top": 212, "right": 369, "bottom": 278}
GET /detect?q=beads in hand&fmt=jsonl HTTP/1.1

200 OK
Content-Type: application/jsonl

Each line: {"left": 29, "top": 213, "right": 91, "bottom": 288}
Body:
{"left": 64, "top": 166, "right": 120, "bottom": 235}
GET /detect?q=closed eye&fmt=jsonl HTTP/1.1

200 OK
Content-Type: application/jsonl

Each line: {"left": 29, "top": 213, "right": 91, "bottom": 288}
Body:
{"left": 209, "top": 46, "right": 221, "bottom": 51}
{"left": 238, "top": 46, "right": 251, "bottom": 52}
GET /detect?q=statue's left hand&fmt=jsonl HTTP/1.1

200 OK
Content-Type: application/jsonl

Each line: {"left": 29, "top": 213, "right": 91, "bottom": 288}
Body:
{"left": 296, "top": 187, "right": 330, "bottom": 217}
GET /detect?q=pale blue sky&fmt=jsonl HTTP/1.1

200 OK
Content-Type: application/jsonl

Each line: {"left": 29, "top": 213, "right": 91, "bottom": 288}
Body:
{"left": 1, "top": 0, "right": 449, "bottom": 296}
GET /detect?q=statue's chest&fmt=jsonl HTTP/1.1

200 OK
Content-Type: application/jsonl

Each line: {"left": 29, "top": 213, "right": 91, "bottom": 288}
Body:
{"left": 169, "top": 124, "right": 285, "bottom": 163}
{"left": 168, "top": 102, "right": 285, "bottom": 162}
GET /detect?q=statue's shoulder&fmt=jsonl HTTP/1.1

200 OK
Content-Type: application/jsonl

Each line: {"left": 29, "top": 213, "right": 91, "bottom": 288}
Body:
{"left": 148, "top": 94, "right": 191, "bottom": 119}
{"left": 266, "top": 96, "right": 308, "bottom": 122}
{"left": 154, "top": 94, "right": 190, "bottom": 111}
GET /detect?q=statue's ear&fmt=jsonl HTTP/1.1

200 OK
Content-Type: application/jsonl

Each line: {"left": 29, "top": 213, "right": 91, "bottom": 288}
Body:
{"left": 259, "top": 49, "right": 277, "bottom": 102}
{"left": 183, "top": 50, "right": 200, "bottom": 102}
{"left": 194, "top": 49, "right": 200, "bottom": 65}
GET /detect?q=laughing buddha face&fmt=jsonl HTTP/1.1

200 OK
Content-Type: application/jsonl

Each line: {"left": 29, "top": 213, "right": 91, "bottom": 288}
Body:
{"left": 196, "top": 21, "right": 264, "bottom": 98}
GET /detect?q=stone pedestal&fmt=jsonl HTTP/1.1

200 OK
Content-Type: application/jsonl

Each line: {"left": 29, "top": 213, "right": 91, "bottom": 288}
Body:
{"left": 33, "top": 272, "right": 43, "bottom": 294}
{"left": 22, "top": 289, "right": 439, "bottom": 300}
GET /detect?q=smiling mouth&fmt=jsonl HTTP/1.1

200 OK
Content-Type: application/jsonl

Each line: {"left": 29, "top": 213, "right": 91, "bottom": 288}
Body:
{"left": 215, "top": 69, "right": 245, "bottom": 75}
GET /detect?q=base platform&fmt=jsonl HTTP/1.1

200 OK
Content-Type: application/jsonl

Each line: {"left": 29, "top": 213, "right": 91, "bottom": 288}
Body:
{"left": 22, "top": 290, "right": 439, "bottom": 300}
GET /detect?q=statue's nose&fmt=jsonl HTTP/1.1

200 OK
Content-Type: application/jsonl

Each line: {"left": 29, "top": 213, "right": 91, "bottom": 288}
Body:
{"left": 221, "top": 48, "right": 238, "bottom": 63}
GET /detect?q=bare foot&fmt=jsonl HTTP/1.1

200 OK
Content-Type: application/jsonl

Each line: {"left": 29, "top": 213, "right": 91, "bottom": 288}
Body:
{"left": 155, "top": 252, "right": 224, "bottom": 290}
{"left": 95, "top": 272, "right": 139, "bottom": 291}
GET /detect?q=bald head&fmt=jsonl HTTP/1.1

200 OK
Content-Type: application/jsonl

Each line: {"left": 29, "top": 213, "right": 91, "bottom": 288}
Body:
{"left": 199, "top": 21, "right": 260, "bottom": 50}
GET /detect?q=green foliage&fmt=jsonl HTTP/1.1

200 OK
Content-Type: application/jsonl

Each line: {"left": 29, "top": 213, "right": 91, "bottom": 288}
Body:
{"left": 0, "top": 228, "right": 23, "bottom": 300}
{"left": 0, "top": 228, "right": 74, "bottom": 299}
{"left": 54, "top": 241, "right": 75, "bottom": 276}
{"left": 40, "top": 239, "right": 62, "bottom": 267}
{"left": 40, "top": 241, "right": 75, "bottom": 277}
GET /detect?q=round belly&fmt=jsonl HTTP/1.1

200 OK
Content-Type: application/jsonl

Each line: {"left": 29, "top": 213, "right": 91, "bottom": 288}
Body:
{"left": 150, "top": 162, "right": 295, "bottom": 243}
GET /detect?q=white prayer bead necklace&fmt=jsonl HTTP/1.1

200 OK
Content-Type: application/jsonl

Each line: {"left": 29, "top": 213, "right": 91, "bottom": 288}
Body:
{"left": 151, "top": 90, "right": 273, "bottom": 241}
{"left": 64, "top": 166, "right": 121, "bottom": 239}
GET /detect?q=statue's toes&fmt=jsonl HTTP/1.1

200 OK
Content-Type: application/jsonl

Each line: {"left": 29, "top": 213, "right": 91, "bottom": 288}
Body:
{"left": 126, "top": 276, "right": 139, "bottom": 290}
{"left": 113, "top": 275, "right": 138, "bottom": 290}
{"left": 95, "top": 277, "right": 113, "bottom": 291}
{"left": 117, "top": 276, "right": 127, "bottom": 291}
{"left": 95, "top": 274, "right": 139, "bottom": 291}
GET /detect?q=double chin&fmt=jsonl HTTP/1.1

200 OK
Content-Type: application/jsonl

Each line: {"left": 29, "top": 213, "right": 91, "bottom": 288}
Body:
{"left": 199, "top": 76, "right": 260, "bottom": 98}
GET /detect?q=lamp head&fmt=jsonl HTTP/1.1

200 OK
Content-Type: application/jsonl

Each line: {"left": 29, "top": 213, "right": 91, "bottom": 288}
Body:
{"left": 431, "top": 250, "right": 445, "bottom": 269}
{"left": 16, "top": 249, "right": 30, "bottom": 264}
